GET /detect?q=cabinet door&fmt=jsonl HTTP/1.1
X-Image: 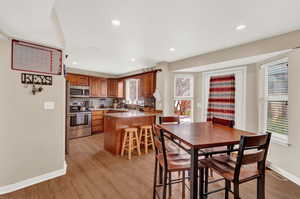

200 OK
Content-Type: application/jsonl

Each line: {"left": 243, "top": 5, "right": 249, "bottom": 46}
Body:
{"left": 99, "top": 78, "right": 107, "bottom": 97}
{"left": 117, "top": 79, "right": 124, "bottom": 98}
{"left": 66, "top": 74, "right": 89, "bottom": 86}
{"left": 77, "top": 75, "right": 89, "bottom": 86}
{"left": 139, "top": 73, "right": 155, "bottom": 98}
{"left": 66, "top": 74, "right": 78, "bottom": 85}
{"left": 89, "top": 77, "right": 100, "bottom": 97}
{"left": 108, "top": 79, "right": 118, "bottom": 97}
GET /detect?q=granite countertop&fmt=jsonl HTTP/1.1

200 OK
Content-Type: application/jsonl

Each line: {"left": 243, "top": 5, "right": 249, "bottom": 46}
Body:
{"left": 105, "top": 110, "right": 159, "bottom": 118}
{"left": 89, "top": 108, "right": 129, "bottom": 111}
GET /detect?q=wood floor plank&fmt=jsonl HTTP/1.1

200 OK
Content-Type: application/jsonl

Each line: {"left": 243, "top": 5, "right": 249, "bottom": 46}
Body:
{"left": 2, "top": 134, "right": 300, "bottom": 199}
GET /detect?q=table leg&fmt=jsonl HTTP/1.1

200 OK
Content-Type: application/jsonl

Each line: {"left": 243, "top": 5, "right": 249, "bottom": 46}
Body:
{"left": 227, "top": 144, "right": 234, "bottom": 155}
{"left": 190, "top": 148, "right": 199, "bottom": 199}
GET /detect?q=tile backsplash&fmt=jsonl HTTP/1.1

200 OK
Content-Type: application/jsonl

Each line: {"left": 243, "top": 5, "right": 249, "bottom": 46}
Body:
{"left": 89, "top": 98, "right": 113, "bottom": 108}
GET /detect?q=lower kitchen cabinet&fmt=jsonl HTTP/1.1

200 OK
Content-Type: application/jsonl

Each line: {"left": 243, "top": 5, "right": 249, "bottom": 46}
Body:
{"left": 92, "top": 110, "right": 106, "bottom": 133}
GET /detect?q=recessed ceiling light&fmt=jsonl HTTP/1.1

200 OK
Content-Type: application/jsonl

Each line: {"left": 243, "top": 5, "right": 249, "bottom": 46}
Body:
{"left": 131, "top": 58, "right": 136, "bottom": 62}
{"left": 235, "top": 24, "right": 247, "bottom": 31}
{"left": 169, "top": 48, "right": 176, "bottom": 52}
{"left": 72, "top": 61, "right": 77, "bottom": 65}
{"left": 112, "top": 20, "right": 120, "bottom": 26}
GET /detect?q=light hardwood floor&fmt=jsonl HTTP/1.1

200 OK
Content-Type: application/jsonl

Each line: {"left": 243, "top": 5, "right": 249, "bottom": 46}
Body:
{"left": 3, "top": 134, "right": 300, "bottom": 199}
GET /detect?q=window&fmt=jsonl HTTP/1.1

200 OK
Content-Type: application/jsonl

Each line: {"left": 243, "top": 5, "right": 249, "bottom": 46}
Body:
{"left": 262, "top": 59, "right": 288, "bottom": 144}
{"left": 174, "top": 74, "right": 194, "bottom": 122}
{"left": 174, "top": 74, "right": 193, "bottom": 98}
{"left": 125, "top": 79, "right": 139, "bottom": 104}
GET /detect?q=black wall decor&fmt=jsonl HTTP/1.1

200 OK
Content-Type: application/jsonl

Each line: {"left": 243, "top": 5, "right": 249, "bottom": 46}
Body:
{"left": 21, "top": 73, "right": 52, "bottom": 86}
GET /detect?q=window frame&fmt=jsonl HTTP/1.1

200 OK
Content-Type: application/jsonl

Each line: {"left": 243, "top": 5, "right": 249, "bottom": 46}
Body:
{"left": 260, "top": 58, "right": 289, "bottom": 146}
{"left": 174, "top": 74, "right": 194, "bottom": 99}
{"left": 125, "top": 78, "right": 139, "bottom": 105}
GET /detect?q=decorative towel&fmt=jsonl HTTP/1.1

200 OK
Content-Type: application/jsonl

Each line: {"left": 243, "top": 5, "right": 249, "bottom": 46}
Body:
{"left": 207, "top": 74, "right": 235, "bottom": 122}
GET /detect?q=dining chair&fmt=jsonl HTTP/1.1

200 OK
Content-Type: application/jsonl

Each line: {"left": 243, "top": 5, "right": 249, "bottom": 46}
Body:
{"left": 152, "top": 125, "right": 202, "bottom": 199}
{"left": 203, "top": 117, "right": 235, "bottom": 176}
{"left": 200, "top": 132, "right": 272, "bottom": 199}
{"left": 159, "top": 116, "right": 182, "bottom": 153}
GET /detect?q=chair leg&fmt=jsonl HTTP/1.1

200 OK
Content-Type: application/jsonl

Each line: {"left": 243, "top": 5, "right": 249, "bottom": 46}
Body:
{"left": 139, "top": 128, "right": 143, "bottom": 142}
{"left": 121, "top": 132, "right": 128, "bottom": 156}
{"left": 199, "top": 168, "right": 204, "bottom": 199}
{"left": 182, "top": 171, "right": 186, "bottom": 199}
{"left": 225, "top": 180, "right": 230, "bottom": 199}
{"left": 168, "top": 172, "right": 172, "bottom": 198}
{"left": 233, "top": 183, "right": 240, "bottom": 199}
{"left": 257, "top": 175, "right": 265, "bottom": 199}
{"left": 209, "top": 154, "right": 214, "bottom": 177}
{"left": 149, "top": 128, "right": 155, "bottom": 150}
{"left": 134, "top": 130, "right": 141, "bottom": 156}
{"left": 205, "top": 168, "right": 209, "bottom": 194}
{"left": 128, "top": 133, "right": 132, "bottom": 160}
{"left": 145, "top": 130, "right": 148, "bottom": 154}
{"left": 159, "top": 165, "right": 163, "bottom": 184}
{"left": 162, "top": 169, "right": 168, "bottom": 199}
{"left": 153, "top": 158, "right": 158, "bottom": 199}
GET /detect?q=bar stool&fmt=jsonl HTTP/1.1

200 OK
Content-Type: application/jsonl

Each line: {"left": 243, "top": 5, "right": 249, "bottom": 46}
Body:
{"left": 121, "top": 128, "right": 141, "bottom": 160}
{"left": 139, "top": 125, "right": 155, "bottom": 154}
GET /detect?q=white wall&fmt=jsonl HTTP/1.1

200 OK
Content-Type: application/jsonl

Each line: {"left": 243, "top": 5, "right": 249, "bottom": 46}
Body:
{"left": 0, "top": 38, "right": 66, "bottom": 192}
{"left": 265, "top": 49, "right": 300, "bottom": 183}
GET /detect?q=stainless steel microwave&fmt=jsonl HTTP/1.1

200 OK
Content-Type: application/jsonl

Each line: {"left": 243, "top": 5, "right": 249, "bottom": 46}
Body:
{"left": 70, "top": 86, "right": 90, "bottom": 97}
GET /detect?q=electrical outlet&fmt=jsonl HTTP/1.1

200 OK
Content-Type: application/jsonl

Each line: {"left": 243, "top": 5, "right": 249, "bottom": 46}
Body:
{"left": 44, "top": 101, "right": 55, "bottom": 110}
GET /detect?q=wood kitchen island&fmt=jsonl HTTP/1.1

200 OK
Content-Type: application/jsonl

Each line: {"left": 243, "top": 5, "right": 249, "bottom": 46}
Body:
{"left": 104, "top": 111, "right": 157, "bottom": 155}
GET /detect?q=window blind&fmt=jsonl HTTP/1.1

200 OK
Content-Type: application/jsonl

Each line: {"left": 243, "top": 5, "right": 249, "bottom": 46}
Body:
{"left": 265, "top": 62, "right": 288, "bottom": 135}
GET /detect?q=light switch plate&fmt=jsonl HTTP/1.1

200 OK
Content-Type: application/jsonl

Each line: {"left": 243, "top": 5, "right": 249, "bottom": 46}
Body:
{"left": 44, "top": 101, "right": 55, "bottom": 110}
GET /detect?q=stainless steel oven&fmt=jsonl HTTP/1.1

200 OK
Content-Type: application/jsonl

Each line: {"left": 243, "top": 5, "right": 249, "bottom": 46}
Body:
{"left": 67, "top": 111, "right": 91, "bottom": 139}
{"left": 70, "top": 86, "right": 90, "bottom": 98}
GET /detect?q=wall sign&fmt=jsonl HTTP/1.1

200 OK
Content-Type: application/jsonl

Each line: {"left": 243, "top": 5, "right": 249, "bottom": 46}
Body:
{"left": 21, "top": 73, "right": 52, "bottom": 86}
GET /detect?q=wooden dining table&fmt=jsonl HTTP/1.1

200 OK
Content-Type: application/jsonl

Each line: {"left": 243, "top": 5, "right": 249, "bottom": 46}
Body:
{"left": 159, "top": 122, "right": 256, "bottom": 199}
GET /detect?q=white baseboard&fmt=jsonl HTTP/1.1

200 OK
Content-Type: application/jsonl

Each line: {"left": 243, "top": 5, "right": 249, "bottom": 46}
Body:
{"left": 268, "top": 163, "right": 300, "bottom": 186}
{"left": 0, "top": 161, "right": 67, "bottom": 195}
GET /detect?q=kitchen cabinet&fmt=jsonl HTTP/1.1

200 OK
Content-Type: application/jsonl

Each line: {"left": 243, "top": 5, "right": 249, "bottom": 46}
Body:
{"left": 139, "top": 72, "right": 156, "bottom": 98}
{"left": 92, "top": 110, "right": 106, "bottom": 133}
{"left": 117, "top": 79, "right": 124, "bottom": 98}
{"left": 107, "top": 79, "right": 118, "bottom": 97}
{"left": 66, "top": 73, "right": 89, "bottom": 86}
{"left": 100, "top": 78, "right": 108, "bottom": 97}
{"left": 89, "top": 77, "right": 100, "bottom": 97}
{"left": 89, "top": 77, "right": 107, "bottom": 97}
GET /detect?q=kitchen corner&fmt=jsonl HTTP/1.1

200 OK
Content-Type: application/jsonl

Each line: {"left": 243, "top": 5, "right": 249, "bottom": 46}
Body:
{"left": 66, "top": 70, "right": 161, "bottom": 154}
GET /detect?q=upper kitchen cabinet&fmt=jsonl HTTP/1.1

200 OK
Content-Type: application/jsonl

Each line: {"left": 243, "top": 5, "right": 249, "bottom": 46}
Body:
{"left": 107, "top": 79, "right": 118, "bottom": 97}
{"left": 66, "top": 73, "right": 89, "bottom": 86}
{"left": 99, "top": 78, "right": 108, "bottom": 97}
{"left": 117, "top": 79, "right": 124, "bottom": 98}
{"left": 89, "top": 77, "right": 108, "bottom": 97}
{"left": 139, "top": 72, "right": 156, "bottom": 98}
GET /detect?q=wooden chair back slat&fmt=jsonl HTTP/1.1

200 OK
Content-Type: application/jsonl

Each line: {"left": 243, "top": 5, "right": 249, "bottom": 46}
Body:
{"left": 241, "top": 150, "right": 265, "bottom": 165}
{"left": 243, "top": 134, "right": 269, "bottom": 148}
{"left": 212, "top": 117, "right": 234, "bottom": 128}
{"left": 159, "top": 116, "right": 180, "bottom": 124}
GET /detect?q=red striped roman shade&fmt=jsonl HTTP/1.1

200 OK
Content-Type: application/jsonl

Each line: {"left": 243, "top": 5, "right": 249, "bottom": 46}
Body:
{"left": 207, "top": 74, "right": 235, "bottom": 122}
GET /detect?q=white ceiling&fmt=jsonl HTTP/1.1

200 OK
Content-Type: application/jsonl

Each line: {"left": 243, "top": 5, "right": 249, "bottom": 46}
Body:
{"left": 1, "top": 0, "right": 300, "bottom": 74}
{"left": 0, "top": 0, "right": 64, "bottom": 48}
